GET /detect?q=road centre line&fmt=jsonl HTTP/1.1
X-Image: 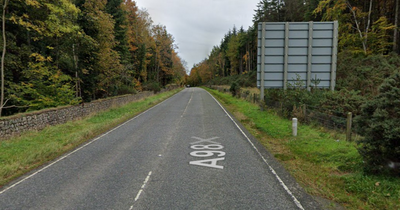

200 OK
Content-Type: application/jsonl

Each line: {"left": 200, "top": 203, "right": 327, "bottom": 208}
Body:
{"left": 206, "top": 91, "right": 305, "bottom": 210}
{"left": 181, "top": 88, "right": 193, "bottom": 118}
{"left": 131, "top": 171, "right": 152, "bottom": 206}
{"left": 0, "top": 92, "right": 178, "bottom": 195}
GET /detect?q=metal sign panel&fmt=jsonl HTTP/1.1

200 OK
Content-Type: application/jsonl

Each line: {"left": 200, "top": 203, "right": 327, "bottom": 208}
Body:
{"left": 257, "top": 21, "right": 338, "bottom": 92}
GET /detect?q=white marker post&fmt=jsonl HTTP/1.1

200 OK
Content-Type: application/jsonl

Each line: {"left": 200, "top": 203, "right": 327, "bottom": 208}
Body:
{"left": 292, "top": 118, "right": 298, "bottom": 137}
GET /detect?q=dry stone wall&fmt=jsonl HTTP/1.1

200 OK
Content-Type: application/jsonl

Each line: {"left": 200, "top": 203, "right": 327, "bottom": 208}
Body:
{"left": 0, "top": 91, "right": 156, "bottom": 139}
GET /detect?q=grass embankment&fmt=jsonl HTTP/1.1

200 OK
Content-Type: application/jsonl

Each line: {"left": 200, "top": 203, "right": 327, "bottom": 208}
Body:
{"left": 0, "top": 89, "right": 182, "bottom": 187}
{"left": 206, "top": 88, "right": 400, "bottom": 210}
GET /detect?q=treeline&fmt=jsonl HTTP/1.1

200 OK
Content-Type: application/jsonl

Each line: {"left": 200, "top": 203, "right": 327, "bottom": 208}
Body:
{"left": 0, "top": 0, "right": 186, "bottom": 116}
{"left": 188, "top": 0, "right": 400, "bottom": 87}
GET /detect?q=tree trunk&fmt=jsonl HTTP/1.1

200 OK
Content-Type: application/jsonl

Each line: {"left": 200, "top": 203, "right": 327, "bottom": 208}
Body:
{"left": 394, "top": 0, "right": 399, "bottom": 52}
{"left": 156, "top": 52, "right": 159, "bottom": 83}
{"left": 1, "top": 0, "right": 9, "bottom": 117}
{"left": 347, "top": 0, "right": 370, "bottom": 54}
{"left": 239, "top": 51, "right": 243, "bottom": 74}
{"left": 364, "top": 0, "right": 373, "bottom": 52}
{"left": 73, "top": 44, "right": 81, "bottom": 98}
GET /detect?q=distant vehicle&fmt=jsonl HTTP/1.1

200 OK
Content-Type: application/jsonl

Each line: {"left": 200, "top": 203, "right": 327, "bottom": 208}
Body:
{"left": 186, "top": 85, "right": 190, "bottom": 88}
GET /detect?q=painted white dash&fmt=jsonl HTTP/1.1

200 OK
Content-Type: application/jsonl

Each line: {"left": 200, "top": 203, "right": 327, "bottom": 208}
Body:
{"left": 132, "top": 170, "right": 152, "bottom": 208}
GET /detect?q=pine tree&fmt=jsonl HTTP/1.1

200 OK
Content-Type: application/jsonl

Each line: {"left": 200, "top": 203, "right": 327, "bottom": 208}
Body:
{"left": 355, "top": 71, "right": 400, "bottom": 174}
{"left": 106, "top": 0, "right": 130, "bottom": 64}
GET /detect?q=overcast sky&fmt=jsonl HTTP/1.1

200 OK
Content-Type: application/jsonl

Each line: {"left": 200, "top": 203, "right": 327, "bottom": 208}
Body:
{"left": 135, "top": 0, "right": 261, "bottom": 73}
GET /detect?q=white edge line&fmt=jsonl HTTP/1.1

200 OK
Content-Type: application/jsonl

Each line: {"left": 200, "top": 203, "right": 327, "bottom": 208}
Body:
{"left": 0, "top": 93, "right": 178, "bottom": 195}
{"left": 206, "top": 91, "right": 305, "bottom": 210}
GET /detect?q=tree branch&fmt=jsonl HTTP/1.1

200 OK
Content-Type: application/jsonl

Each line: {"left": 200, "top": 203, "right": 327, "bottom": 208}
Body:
{"left": 394, "top": 0, "right": 399, "bottom": 52}
{"left": 364, "top": 0, "right": 373, "bottom": 51}
{"left": 346, "top": 1, "right": 367, "bottom": 54}
{"left": 2, "top": 105, "right": 30, "bottom": 109}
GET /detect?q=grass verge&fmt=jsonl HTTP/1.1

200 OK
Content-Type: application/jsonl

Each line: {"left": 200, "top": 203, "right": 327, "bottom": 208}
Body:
{"left": 205, "top": 87, "right": 400, "bottom": 210}
{"left": 0, "top": 89, "right": 182, "bottom": 188}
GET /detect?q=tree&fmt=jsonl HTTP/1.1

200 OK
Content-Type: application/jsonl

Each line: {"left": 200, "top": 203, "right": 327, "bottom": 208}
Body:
{"left": 9, "top": 53, "right": 79, "bottom": 111}
{"left": 0, "top": 0, "right": 8, "bottom": 117}
{"left": 151, "top": 24, "right": 175, "bottom": 85}
{"left": 315, "top": 0, "right": 396, "bottom": 54}
{"left": 284, "top": 0, "right": 307, "bottom": 21}
{"left": 1, "top": 0, "right": 81, "bottom": 113}
{"left": 106, "top": 0, "right": 129, "bottom": 64}
{"left": 125, "top": 2, "right": 154, "bottom": 84}
{"left": 78, "top": 0, "right": 122, "bottom": 98}
{"left": 355, "top": 71, "right": 400, "bottom": 174}
{"left": 253, "top": 0, "right": 284, "bottom": 23}
{"left": 394, "top": 0, "right": 399, "bottom": 52}
{"left": 304, "top": 0, "right": 324, "bottom": 21}
{"left": 0, "top": 0, "right": 186, "bottom": 116}
{"left": 226, "top": 34, "right": 240, "bottom": 75}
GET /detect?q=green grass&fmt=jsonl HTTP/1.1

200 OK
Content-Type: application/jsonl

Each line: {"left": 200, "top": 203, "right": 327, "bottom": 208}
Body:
{"left": 0, "top": 89, "right": 182, "bottom": 187}
{"left": 205, "top": 87, "right": 400, "bottom": 210}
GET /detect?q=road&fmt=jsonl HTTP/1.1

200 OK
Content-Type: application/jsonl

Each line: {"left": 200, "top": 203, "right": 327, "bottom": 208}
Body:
{"left": 0, "top": 88, "right": 321, "bottom": 209}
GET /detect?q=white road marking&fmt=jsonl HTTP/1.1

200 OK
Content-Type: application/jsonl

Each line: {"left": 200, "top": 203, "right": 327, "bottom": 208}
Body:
{"left": 189, "top": 136, "right": 225, "bottom": 169}
{"left": 181, "top": 89, "right": 193, "bottom": 118}
{"left": 133, "top": 171, "right": 152, "bottom": 202}
{"left": 189, "top": 157, "right": 225, "bottom": 169}
{"left": 190, "top": 136, "right": 220, "bottom": 145}
{"left": 0, "top": 92, "right": 180, "bottom": 195}
{"left": 129, "top": 171, "right": 153, "bottom": 209}
{"left": 206, "top": 90, "right": 305, "bottom": 210}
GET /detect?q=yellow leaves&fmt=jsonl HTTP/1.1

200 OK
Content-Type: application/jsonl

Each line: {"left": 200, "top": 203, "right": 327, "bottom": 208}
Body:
{"left": 26, "top": 0, "right": 41, "bottom": 8}
{"left": 82, "top": 68, "right": 90, "bottom": 75}
{"left": 29, "top": 53, "right": 52, "bottom": 62}
{"left": 314, "top": 0, "right": 347, "bottom": 21}
{"left": 243, "top": 51, "right": 249, "bottom": 65}
{"left": 129, "top": 45, "right": 138, "bottom": 52}
{"left": 9, "top": 1, "right": 80, "bottom": 40}
{"left": 132, "top": 78, "right": 142, "bottom": 91}
{"left": 313, "top": 0, "right": 329, "bottom": 14}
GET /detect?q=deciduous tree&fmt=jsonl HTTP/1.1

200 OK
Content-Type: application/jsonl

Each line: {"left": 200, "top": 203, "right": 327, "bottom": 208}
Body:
{"left": 0, "top": 0, "right": 8, "bottom": 117}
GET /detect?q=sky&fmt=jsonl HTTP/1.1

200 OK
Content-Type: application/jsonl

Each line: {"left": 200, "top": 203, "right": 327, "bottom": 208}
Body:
{"left": 135, "top": 0, "right": 261, "bottom": 73}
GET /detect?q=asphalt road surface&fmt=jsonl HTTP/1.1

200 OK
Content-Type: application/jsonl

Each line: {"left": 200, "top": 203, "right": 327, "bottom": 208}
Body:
{"left": 0, "top": 88, "right": 321, "bottom": 209}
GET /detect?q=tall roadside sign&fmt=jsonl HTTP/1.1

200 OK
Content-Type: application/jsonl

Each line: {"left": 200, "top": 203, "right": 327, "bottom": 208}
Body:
{"left": 257, "top": 21, "right": 339, "bottom": 100}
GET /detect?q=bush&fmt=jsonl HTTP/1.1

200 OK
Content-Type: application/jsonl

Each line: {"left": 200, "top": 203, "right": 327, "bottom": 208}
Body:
{"left": 354, "top": 71, "right": 400, "bottom": 174}
{"left": 319, "top": 88, "right": 365, "bottom": 117}
{"left": 229, "top": 82, "right": 240, "bottom": 97}
{"left": 116, "top": 84, "right": 137, "bottom": 95}
{"left": 336, "top": 52, "right": 400, "bottom": 97}
{"left": 205, "top": 71, "right": 257, "bottom": 87}
{"left": 143, "top": 81, "right": 161, "bottom": 93}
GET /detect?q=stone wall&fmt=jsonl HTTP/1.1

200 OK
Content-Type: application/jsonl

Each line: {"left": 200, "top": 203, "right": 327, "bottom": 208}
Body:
{"left": 0, "top": 91, "right": 157, "bottom": 139}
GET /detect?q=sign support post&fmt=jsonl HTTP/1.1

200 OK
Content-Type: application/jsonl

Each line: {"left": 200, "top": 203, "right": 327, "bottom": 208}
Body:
{"left": 330, "top": 20, "right": 339, "bottom": 91}
{"left": 284, "top": 22, "right": 289, "bottom": 91}
{"left": 260, "top": 22, "right": 266, "bottom": 102}
{"left": 307, "top": 21, "right": 314, "bottom": 91}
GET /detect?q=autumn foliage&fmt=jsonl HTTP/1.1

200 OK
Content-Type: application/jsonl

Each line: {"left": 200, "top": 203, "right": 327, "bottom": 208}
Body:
{"left": 0, "top": 0, "right": 186, "bottom": 116}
